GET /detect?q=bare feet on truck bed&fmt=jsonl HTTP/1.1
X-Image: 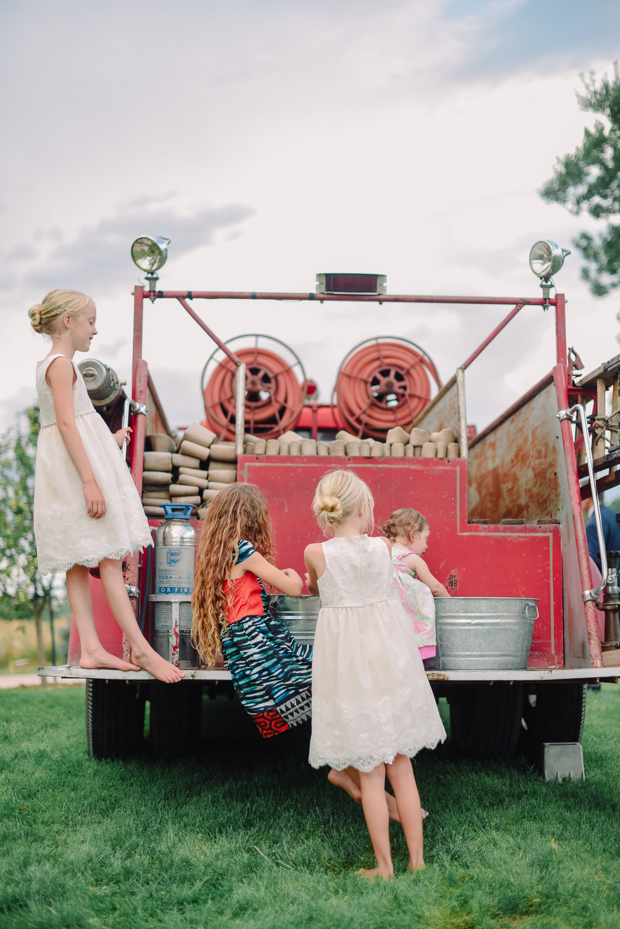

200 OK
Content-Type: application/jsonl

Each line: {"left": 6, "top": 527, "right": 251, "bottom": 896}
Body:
{"left": 132, "top": 646, "right": 185, "bottom": 683}
{"left": 80, "top": 649, "right": 141, "bottom": 672}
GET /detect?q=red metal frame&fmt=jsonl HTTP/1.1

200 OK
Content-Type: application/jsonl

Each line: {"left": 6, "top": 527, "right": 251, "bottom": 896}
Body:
{"left": 120, "top": 284, "right": 605, "bottom": 672}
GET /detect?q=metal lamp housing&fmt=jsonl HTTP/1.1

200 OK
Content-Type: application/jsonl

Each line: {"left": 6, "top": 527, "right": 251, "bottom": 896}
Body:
{"left": 529, "top": 240, "right": 571, "bottom": 280}
{"left": 131, "top": 235, "right": 171, "bottom": 273}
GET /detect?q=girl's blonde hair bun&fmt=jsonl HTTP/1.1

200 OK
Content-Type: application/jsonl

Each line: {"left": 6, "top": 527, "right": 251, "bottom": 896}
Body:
{"left": 28, "top": 289, "right": 90, "bottom": 337}
{"left": 312, "top": 469, "right": 374, "bottom": 535}
{"left": 28, "top": 304, "right": 43, "bottom": 333}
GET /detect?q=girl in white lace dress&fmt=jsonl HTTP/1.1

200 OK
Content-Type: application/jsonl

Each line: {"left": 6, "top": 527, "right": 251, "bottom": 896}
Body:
{"left": 29, "top": 290, "right": 183, "bottom": 683}
{"left": 305, "top": 470, "right": 446, "bottom": 879}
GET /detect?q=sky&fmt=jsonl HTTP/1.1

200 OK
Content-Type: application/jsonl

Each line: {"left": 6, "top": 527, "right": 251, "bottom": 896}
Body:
{"left": 2, "top": 0, "right": 619, "bottom": 435}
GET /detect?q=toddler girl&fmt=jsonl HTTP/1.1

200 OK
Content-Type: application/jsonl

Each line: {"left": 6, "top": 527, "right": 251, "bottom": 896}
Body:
{"left": 192, "top": 483, "right": 312, "bottom": 737}
{"left": 382, "top": 508, "right": 451, "bottom": 660}
{"left": 305, "top": 470, "right": 446, "bottom": 879}
{"left": 30, "top": 289, "right": 183, "bottom": 682}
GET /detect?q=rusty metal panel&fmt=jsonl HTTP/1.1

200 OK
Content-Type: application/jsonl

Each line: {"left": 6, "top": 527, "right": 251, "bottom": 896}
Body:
{"left": 411, "top": 373, "right": 460, "bottom": 436}
{"left": 468, "top": 381, "right": 561, "bottom": 523}
{"left": 467, "top": 376, "right": 589, "bottom": 669}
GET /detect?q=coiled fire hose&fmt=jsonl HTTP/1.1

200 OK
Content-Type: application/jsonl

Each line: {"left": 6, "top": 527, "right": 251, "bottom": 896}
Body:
{"left": 334, "top": 338, "right": 442, "bottom": 440}
{"left": 203, "top": 342, "right": 306, "bottom": 440}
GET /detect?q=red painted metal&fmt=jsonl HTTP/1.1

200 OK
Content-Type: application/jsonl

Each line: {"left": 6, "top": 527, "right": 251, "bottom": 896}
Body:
{"left": 462, "top": 304, "right": 525, "bottom": 370}
{"left": 553, "top": 363, "right": 603, "bottom": 668}
{"left": 296, "top": 404, "right": 344, "bottom": 438}
{"left": 176, "top": 297, "right": 240, "bottom": 365}
{"left": 555, "top": 293, "right": 567, "bottom": 366}
{"left": 238, "top": 456, "right": 563, "bottom": 668}
{"left": 149, "top": 290, "right": 554, "bottom": 307}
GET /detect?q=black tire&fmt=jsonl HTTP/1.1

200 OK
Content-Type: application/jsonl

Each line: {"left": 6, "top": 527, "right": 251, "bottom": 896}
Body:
{"left": 149, "top": 682, "right": 203, "bottom": 761}
{"left": 519, "top": 683, "right": 586, "bottom": 762}
{"left": 86, "top": 680, "right": 146, "bottom": 760}
{"left": 450, "top": 682, "right": 524, "bottom": 761}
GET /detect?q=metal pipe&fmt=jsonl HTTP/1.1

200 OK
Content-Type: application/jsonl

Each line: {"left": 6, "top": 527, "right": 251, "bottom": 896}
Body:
{"left": 176, "top": 297, "right": 241, "bottom": 364}
{"left": 121, "top": 394, "right": 131, "bottom": 460}
{"left": 235, "top": 362, "right": 246, "bottom": 457}
{"left": 462, "top": 304, "right": 525, "bottom": 370}
{"left": 555, "top": 293, "right": 567, "bottom": 366}
{"left": 557, "top": 402, "right": 608, "bottom": 600}
{"left": 153, "top": 290, "right": 554, "bottom": 307}
{"left": 456, "top": 366, "right": 468, "bottom": 459}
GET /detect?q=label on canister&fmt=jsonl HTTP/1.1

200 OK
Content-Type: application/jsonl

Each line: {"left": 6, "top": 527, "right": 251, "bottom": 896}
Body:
{"left": 155, "top": 547, "right": 194, "bottom": 595}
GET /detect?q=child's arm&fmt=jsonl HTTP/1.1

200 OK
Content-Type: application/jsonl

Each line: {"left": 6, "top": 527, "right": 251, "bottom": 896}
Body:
{"left": 239, "top": 551, "right": 303, "bottom": 597}
{"left": 47, "top": 357, "right": 106, "bottom": 519}
{"left": 403, "top": 552, "right": 451, "bottom": 597}
{"left": 304, "top": 543, "right": 325, "bottom": 596}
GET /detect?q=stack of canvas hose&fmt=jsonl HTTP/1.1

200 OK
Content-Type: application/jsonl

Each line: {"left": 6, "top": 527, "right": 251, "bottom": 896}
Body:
{"left": 243, "top": 427, "right": 461, "bottom": 459}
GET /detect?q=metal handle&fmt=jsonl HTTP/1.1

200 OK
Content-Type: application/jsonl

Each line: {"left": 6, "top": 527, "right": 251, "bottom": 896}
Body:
{"left": 525, "top": 602, "right": 539, "bottom": 620}
{"left": 121, "top": 389, "right": 148, "bottom": 460}
{"left": 557, "top": 403, "right": 609, "bottom": 600}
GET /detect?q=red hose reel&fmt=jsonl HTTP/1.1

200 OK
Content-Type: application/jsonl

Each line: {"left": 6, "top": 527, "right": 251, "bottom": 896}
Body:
{"left": 201, "top": 334, "right": 307, "bottom": 440}
{"left": 334, "top": 337, "right": 442, "bottom": 440}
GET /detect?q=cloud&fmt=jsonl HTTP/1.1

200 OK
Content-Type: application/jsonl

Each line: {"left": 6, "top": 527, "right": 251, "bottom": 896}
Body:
{"left": 1, "top": 197, "right": 255, "bottom": 295}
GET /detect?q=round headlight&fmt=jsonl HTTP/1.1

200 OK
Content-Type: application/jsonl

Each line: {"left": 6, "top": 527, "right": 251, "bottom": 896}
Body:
{"left": 529, "top": 240, "right": 570, "bottom": 279}
{"left": 131, "top": 235, "right": 171, "bottom": 273}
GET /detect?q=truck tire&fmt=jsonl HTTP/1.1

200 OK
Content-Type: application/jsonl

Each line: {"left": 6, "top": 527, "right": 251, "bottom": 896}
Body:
{"left": 86, "top": 680, "right": 146, "bottom": 760}
{"left": 149, "top": 682, "right": 203, "bottom": 761}
{"left": 519, "top": 683, "right": 586, "bottom": 762}
{"left": 450, "top": 682, "right": 524, "bottom": 761}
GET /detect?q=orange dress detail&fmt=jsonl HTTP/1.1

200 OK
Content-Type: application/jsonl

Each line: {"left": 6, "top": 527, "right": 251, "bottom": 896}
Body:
{"left": 223, "top": 572, "right": 265, "bottom": 624}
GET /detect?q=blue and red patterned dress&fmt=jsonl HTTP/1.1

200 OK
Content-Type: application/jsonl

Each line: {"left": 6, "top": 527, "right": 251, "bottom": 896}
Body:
{"left": 220, "top": 540, "right": 313, "bottom": 738}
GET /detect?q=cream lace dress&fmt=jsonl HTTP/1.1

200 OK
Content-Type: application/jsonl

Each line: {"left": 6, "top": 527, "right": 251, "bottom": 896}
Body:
{"left": 34, "top": 354, "right": 152, "bottom": 574}
{"left": 309, "top": 535, "right": 446, "bottom": 772}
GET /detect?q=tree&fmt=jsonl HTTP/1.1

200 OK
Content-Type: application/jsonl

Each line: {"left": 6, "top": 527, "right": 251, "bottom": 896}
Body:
{"left": 540, "top": 63, "right": 620, "bottom": 297}
{"left": 0, "top": 405, "right": 57, "bottom": 679}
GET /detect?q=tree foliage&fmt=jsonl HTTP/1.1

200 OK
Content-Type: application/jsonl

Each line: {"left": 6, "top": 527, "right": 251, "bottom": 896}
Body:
{"left": 540, "top": 63, "right": 620, "bottom": 297}
{"left": 0, "top": 406, "right": 55, "bottom": 664}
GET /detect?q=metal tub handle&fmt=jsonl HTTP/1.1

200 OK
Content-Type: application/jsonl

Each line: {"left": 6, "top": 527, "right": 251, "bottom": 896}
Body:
{"left": 525, "top": 602, "right": 539, "bottom": 621}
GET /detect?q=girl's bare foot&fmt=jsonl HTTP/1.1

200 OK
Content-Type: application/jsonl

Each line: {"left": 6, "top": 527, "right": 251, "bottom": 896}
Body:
{"left": 408, "top": 858, "right": 426, "bottom": 872}
{"left": 355, "top": 867, "right": 393, "bottom": 882}
{"left": 131, "top": 646, "right": 185, "bottom": 683}
{"left": 79, "top": 649, "right": 141, "bottom": 672}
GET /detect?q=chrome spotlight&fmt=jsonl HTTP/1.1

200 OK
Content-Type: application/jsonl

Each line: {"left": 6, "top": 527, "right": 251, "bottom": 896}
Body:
{"left": 529, "top": 240, "right": 571, "bottom": 308}
{"left": 131, "top": 235, "right": 171, "bottom": 295}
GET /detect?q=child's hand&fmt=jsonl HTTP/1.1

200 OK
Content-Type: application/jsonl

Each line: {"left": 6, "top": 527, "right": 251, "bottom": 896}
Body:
{"left": 282, "top": 568, "right": 302, "bottom": 585}
{"left": 83, "top": 479, "right": 106, "bottom": 519}
{"left": 114, "top": 427, "right": 132, "bottom": 448}
{"left": 304, "top": 572, "right": 310, "bottom": 591}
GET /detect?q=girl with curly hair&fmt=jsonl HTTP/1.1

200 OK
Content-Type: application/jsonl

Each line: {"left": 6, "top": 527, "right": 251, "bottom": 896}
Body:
{"left": 192, "top": 483, "right": 312, "bottom": 737}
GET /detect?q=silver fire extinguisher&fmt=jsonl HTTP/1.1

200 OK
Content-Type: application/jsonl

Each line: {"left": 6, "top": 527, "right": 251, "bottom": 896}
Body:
{"left": 150, "top": 503, "right": 199, "bottom": 669}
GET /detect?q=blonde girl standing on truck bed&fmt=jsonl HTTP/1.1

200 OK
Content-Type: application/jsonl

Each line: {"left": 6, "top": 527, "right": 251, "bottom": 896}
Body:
{"left": 29, "top": 289, "right": 184, "bottom": 683}
{"left": 305, "top": 470, "right": 446, "bottom": 880}
{"left": 382, "top": 508, "right": 451, "bottom": 661}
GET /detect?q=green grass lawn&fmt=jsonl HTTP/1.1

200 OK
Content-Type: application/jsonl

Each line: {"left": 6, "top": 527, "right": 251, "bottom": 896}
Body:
{"left": 1, "top": 686, "right": 619, "bottom": 929}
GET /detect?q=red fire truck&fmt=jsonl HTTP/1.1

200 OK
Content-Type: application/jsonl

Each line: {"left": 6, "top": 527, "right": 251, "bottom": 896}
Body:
{"left": 40, "top": 237, "right": 620, "bottom": 765}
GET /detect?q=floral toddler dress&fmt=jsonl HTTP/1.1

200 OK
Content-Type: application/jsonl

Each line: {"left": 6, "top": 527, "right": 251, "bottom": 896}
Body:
{"left": 391, "top": 544, "right": 437, "bottom": 659}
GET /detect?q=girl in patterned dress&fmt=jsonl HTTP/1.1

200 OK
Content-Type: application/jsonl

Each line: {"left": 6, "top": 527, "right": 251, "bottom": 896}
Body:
{"left": 192, "top": 484, "right": 312, "bottom": 737}
{"left": 382, "top": 508, "right": 451, "bottom": 661}
{"left": 305, "top": 470, "right": 446, "bottom": 880}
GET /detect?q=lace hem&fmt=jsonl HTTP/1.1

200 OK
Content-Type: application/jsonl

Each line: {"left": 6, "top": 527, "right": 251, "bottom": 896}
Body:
{"left": 35, "top": 487, "right": 152, "bottom": 574}
{"left": 308, "top": 686, "right": 447, "bottom": 772}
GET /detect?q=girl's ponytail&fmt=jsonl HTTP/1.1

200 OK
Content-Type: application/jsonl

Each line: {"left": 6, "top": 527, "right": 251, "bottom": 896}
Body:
{"left": 312, "top": 470, "right": 374, "bottom": 535}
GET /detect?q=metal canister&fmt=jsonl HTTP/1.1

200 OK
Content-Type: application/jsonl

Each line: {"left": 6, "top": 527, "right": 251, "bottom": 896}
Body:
{"left": 151, "top": 503, "right": 199, "bottom": 669}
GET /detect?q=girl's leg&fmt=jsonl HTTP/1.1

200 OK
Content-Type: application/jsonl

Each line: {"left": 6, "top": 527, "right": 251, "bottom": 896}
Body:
{"left": 356, "top": 764, "right": 393, "bottom": 880}
{"left": 66, "top": 565, "right": 141, "bottom": 672}
{"left": 385, "top": 754, "right": 425, "bottom": 871}
{"left": 98, "top": 558, "right": 184, "bottom": 683}
{"left": 328, "top": 767, "right": 403, "bottom": 822}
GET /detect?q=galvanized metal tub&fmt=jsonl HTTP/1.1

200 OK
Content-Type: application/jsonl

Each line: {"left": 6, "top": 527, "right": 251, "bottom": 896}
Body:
{"left": 271, "top": 594, "right": 321, "bottom": 645}
{"left": 425, "top": 597, "right": 539, "bottom": 671}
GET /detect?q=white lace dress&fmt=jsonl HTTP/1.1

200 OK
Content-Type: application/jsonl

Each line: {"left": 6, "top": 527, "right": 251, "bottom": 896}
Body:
{"left": 309, "top": 535, "right": 446, "bottom": 772}
{"left": 34, "top": 354, "right": 152, "bottom": 574}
